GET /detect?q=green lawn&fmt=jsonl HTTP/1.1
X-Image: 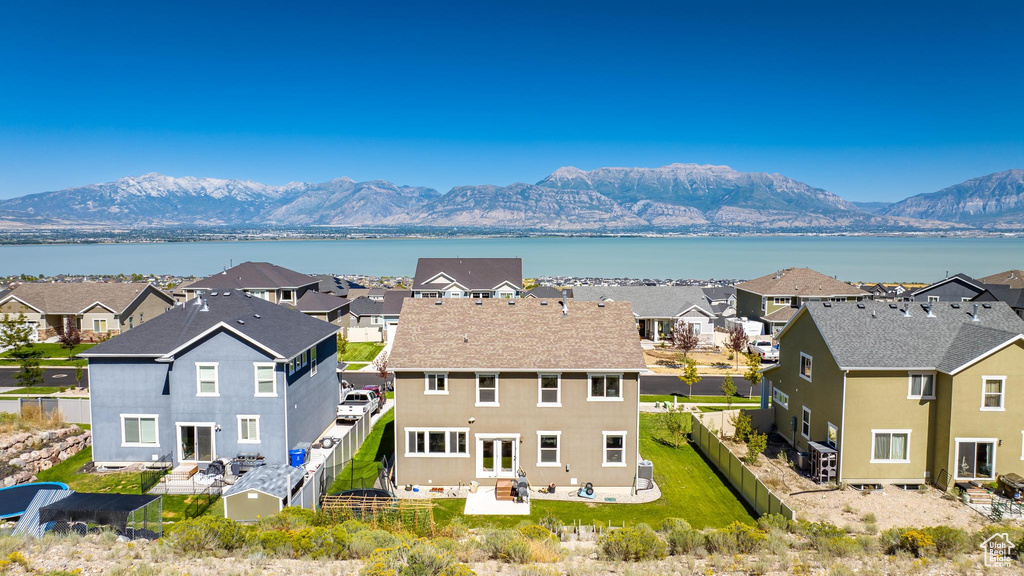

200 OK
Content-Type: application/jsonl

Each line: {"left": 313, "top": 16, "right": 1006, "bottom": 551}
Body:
{"left": 341, "top": 342, "right": 385, "bottom": 362}
{"left": 344, "top": 362, "right": 370, "bottom": 370}
{"left": 641, "top": 394, "right": 760, "bottom": 404}
{"left": 0, "top": 358, "right": 87, "bottom": 367}
{"left": 35, "top": 446, "right": 221, "bottom": 521}
{"left": 0, "top": 343, "right": 95, "bottom": 359}
{"left": 328, "top": 408, "right": 394, "bottom": 493}
{"left": 2, "top": 387, "right": 70, "bottom": 395}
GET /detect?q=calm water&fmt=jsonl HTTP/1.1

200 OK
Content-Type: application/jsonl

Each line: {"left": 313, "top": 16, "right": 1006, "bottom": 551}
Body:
{"left": 0, "top": 236, "right": 1020, "bottom": 282}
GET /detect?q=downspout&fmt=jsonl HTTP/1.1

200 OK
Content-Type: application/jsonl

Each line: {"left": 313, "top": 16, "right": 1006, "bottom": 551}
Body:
{"left": 839, "top": 370, "right": 848, "bottom": 483}
{"left": 282, "top": 367, "right": 289, "bottom": 467}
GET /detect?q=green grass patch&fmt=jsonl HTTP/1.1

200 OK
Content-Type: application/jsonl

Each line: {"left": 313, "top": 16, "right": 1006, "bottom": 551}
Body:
{"left": 0, "top": 358, "right": 87, "bottom": 367}
{"left": 641, "top": 394, "right": 759, "bottom": 404}
{"left": 340, "top": 342, "right": 385, "bottom": 362}
{"left": 432, "top": 413, "right": 754, "bottom": 529}
{"left": 698, "top": 405, "right": 761, "bottom": 413}
{"left": 343, "top": 362, "right": 370, "bottom": 370}
{"left": 0, "top": 342, "right": 95, "bottom": 359}
{"left": 2, "top": 386, "right": 69, "bottom": 395}
{"left": 327, "top": 408, "right": 394, "bottom": 493}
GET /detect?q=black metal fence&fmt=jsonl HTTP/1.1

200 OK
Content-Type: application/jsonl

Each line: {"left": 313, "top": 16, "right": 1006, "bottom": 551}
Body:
{"left": 139, "top": 454, "right": 172, "bottom": 494}
{"left": 186, "top": 486, "right": 219, "bottom": 519}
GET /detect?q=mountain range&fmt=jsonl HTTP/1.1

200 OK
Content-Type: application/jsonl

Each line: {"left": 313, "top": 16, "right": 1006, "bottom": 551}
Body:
{"left": 0, "top": 165, "right": 1021, "bottom": 232}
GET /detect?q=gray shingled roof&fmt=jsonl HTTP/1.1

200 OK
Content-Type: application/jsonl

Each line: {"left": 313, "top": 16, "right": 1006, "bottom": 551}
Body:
{"left": 81, "top": 289, "right": 338, "bottom": 360}
{"left": 791, "top": 300, "right": 1024, "bottom": 373}
{"left": 223, "top": 464, "right": 304, "bottom": 500}
{"left": 702, "top": 286, "right": 735, "bottom": 302}
{"left": 572, "top": 286, "right": 713, "bottom": 319}
{"left": 909, "top": 272, "right": 985, "bottom": 296}
{"left": 736, "top": 268, "right": 868, "bottom": 298}
{"left": 348, "top": 296, "right": 382, "bottom": 317}
{"left": 526, "top": 286, "right": 568, "bottom": 299}
{"left": 973, "top": 285, "right": 1024, "bottom": 309}
{"left": 293, "top": 291, "right": 349, "bottom": 313}
{"left": 412, "top": 258, "right": 523, "bottom": 291}
{"left": 381, "top": 290, "right": 411, "bottom": 315}
{"left": 190, "top": 262, "right": 318, "bottom": 291}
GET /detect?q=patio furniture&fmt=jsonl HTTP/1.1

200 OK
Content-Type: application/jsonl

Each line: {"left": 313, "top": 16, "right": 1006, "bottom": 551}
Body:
{"left": 998, "top": 473, "right": 1024, "bottom": 500}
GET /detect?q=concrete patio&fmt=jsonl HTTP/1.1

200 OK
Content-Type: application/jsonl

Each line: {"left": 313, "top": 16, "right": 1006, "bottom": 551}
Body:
{"left": 463, "top": 486, "right": 530, "bottom": 515}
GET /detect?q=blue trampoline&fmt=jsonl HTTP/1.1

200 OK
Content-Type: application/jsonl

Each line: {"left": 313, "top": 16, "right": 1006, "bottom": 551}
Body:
{"left": 0, "top": 482, "right": 70, "bottom": 519}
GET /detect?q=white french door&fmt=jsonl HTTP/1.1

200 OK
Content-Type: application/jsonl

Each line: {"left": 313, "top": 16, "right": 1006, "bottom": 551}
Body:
{"left": 476, "top": 435, "right": 518, "bottom": 479}
{"left": 177, "top": 423, "right": 216, "bottom": 463}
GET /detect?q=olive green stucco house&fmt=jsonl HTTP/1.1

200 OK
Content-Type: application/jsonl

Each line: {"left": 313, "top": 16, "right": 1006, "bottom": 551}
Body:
{"left": 766, "top": 300, "right": 1024, "bottom": 487}
{"left": 735, "top": 268, "right": 869, "bottom": 335}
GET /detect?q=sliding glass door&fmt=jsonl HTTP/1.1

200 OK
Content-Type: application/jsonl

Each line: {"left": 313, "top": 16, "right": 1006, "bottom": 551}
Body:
{"left": 955, "top": 439, "right": 995, "bottom": 480}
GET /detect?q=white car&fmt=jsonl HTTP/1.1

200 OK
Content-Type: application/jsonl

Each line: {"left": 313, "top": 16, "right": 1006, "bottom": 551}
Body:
{"left": 337, "top": 390, "right": 380, "bottom": 422}
{"left": 747, "top": 338, "right": 779, "bottom": 362}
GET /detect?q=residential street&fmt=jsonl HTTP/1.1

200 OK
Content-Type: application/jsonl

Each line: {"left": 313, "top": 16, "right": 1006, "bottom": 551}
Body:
{"left": 0, "top": 367, "right": 89, "bottom": 389}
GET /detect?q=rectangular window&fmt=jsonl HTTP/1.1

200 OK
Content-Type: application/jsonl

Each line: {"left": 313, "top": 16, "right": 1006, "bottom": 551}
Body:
{"left": 982, "top": 376, "right": 1005, "bottom": 411}
{"left": 406, "top": 428, "right": 468, "bottom": 457}
{"left": 121, "top": 415, "right": 158, "bottom": 447}
{"left": 772, "top": 388, "right": 789, "bottom": 409}
{"left": 801, "top": 406, "right": 811, "bottom": 440}
{"left": 237, "top": 416, "right": 260, "bottom": 443}
{"left": 827, "top": 422, "right": 838, "bottom": 448}
{"left": 254, "top": 363, "right": 276, "bottom": 396}
{"left": 281, "top": 289, "right": 293, "bottom": 302}
{"left": 799, "top": 353, "right": 813, "bottom": 382}
{"left": 538, "top": 374, "right": 561, "bottom": 406}
{"left": 302, "top": 350, "right": 308, "bottom": 367}
{"left": 773, "top": 297, "right": 791, "bottom": 305}
{"left": 603, "top": 432, "right": 626, "bottom": 467}
{"left": 537, "top": 432, "right": 561, "bottom": 466}
{"left": 93, "top": 318, "right": 108, "bottom": 333}
{"left": 371, "top": 316, "right": 383, "bottom": 325}
{"left": 425, "top": 373, "right": 448, "bottom": 394}
{"left": 589, "top": 374, "right": 623, "bottom": 400}
{"left": 476, "top": 374, "right": 498, "bottom": 405}
{"left": 128, "top": 316, "right": 134, "bottom": 329}
{"left": 310, "top": 346, "right": 317, "bottom": 376}
{"left": 288, "top": 360, "right": 294, "bottom": 376}
{"left": 908, "top": 373, "right": 935, "bottom": 399}
{"left": 871, "top": 430, "right": 910, "bottom": 462}
{"left": 927, "top": 295, "right": 940, "bottom": 303}
{"left": 196, "top": 363, "right": 219, "bottom": 396}
{"left": 955, "top": 439, "right": 996, "bottom": 480}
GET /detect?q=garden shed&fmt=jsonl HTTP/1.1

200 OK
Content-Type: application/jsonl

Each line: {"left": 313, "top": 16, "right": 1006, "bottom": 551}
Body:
{"left": 222, "top": 464, "right": 304, "bottom": 522}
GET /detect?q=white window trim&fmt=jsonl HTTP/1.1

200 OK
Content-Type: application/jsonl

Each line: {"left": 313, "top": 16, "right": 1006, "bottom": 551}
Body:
{"left": 120, "top": 414, "right": 159, "bottom": 447}
{"left": 301, "top": 350, "right": 308, "bottom": 367}
{"left": 537, "top": 373, "right": 562, "bottom": 407}
{"left": 602, "top": 431, "right": 628, "bottom": 467}
{"left": 93, "top": 318, "right": 108, "bottom": 333}
{"left": 425, "top": 373, "right": 449, "bottom": 395}
{"left": 310, "top": 346, "right": 317, "bottom": 376}
{"left": 981, "top": 375, "right": 1006, "bottom": 412}
{"left": 537, "top": 431, "right": 562, "bottom": 467}
{"left": 588, "top": 373, "right": 625, "bottom": 402}
{"left": 196, "top": 362, "right": 220, "bottom": 397}
{"left": 475, "top": 373, "right": 500, "bottom": 406}
{"left": 799, "top": 353, "right": 813, "bottom": 382}
{"left": 772, "top": 387, "right": 789, "bottom": 409}
{"left": 237, "top": 415, "right": 261, "bottom": 444}
{"left": 927, "top": 295, "right": 940, "bottom": 303}
{"left": 1020, "top": 430, "right": 1023, "bottom": 461}
{"left": 773, "top": 297, "right": 791, "bottom": 305}
{"left": 826, "top": 421, "right": 838, "bottom": 449}
{"left": 870, "top": 429, "right": 912, "bottom": 463}
{"left": 953, "top": 437, "right": 998, "bottom": 480}
{"left": 800, "top": 406, "right": 811, "bottom": 440}
{"left": 907, "top": 371, "right": 936, "bottom": 400}
{"left": 253, "top": 362, "right": 277, "bottom": 397}
{"left": 404, "top": 427, "right": 470, "bottom": 458}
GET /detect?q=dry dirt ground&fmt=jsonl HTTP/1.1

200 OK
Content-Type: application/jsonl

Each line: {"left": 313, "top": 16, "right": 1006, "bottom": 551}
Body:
{"left": 644, "top": 348, "right": 750, "bottom": 376}
{"left": 5, "top": 535, "right": 1021, "bottom": 576}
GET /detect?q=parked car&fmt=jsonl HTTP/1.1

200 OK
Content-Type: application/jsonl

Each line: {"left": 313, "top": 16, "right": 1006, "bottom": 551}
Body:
{"left": 747, "top": 337, "right": 779, "bottom": 362}
{"left": 337, "top": 390, "right": 380, "bottom": 422}
{"left": 362, "top": 384, "right": 385, "bottom": 402}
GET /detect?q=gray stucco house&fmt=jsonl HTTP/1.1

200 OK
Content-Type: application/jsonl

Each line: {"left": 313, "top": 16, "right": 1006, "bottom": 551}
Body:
{"left": 81, "top": 290, "right": 340, "bottom": 468}
{"left": 572, "top": 285, "right": 715, "bottom": 344}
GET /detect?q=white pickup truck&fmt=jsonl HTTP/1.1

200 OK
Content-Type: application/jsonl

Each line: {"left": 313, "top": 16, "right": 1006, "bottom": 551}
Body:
{"left": 747, "top": 337, "right": 779, "bottom": 362}
{"left": 337, "top": 390, "right": 380, "bottom": 422}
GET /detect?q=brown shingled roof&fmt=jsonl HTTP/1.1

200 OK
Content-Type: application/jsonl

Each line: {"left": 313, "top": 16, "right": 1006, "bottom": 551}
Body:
{"left": 389, "top": 298, "right": 646, "bottom": 371}
{"left": 736, "top": 268, "right": 868, "bottom": 298}
{"left": 2, "top": 283, "right": 170, "bottom": 315}
{"left": 979, "top": 269, "right": 1024, "bottom": 290}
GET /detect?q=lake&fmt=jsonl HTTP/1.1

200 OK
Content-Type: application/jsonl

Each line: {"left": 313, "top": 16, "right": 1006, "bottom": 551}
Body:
{"left": 0, "top": 236, "right": 1020, "bottom": 282}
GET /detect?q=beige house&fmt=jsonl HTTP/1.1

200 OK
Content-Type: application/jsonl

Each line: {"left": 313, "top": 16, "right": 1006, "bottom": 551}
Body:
{"left": 389, "top": 298, "right": 646, "bottom": 491}
{"left": 767, "top": 300, "right": 1024, "bottom": 487}
{"left": 0, "top": 283, "right": 175, "bottom": 341}
{"left": 736, "top": 268, "right": 868, "bottom": 334}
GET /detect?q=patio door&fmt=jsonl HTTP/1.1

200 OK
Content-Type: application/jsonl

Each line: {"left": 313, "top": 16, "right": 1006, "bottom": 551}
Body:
{"left": 477, "top": 436, "right": 517, "bottom": 479}
{"left": 177, "top": 423, "right": 215, "bottom": 463}
{"left": 955, "top": 439, "right": 996, "bottom": 480}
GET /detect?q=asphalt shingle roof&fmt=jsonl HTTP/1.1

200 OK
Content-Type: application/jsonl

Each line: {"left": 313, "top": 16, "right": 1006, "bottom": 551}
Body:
{"left": 980, "top": 269, "right": 1024, "bottom": 290}
{"left": 381, "top": 290, "right": 411, "bottom": 315}
{"left": 702, "top": 286, "right": 735, "bottom": 302}
{"left": 389, "top": 298, "right": 646, "bottom": 371}
{"left": 190, "top": 262, "right": 318, "bottom": 291}
{"left": 347, "top": 297, "right": 382, "bottom": 317}
{"left": 223, "top": 464, "right": 303, "bottom": 499}
{"left": 293, "top": 291, "right": 349, "bottom": 313}
{"left": 1, "top": 283, "right": 170, "bottom": 315}
{"left": 736, "top": 268, "right": 868, "bottom": 298}
{"left": 572, "top": 286, "right": 713, "bottom": 319}
{"left": 794, "top": 300, "right": 1024, "bottom": 372}
{"left": 910, "top": 272, "right": 985, "bottom": 296}
{"left": 81, "top": 289, "right": 338, "bottom": 359}
{"left": 412, "top": 258, "right": 523, "bottom": 291}
{"left": 526, "top": 286, "right": 567, "bottom": 299}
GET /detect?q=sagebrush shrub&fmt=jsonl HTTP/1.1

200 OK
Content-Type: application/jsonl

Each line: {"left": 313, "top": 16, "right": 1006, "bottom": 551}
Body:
{"left": 599, "top": 525, "right": 667, "bottom": 561}
{"left": 350, "top": 529, "right": 405, "bottom": 559}
{"left": 666, "top": 528, "right": 705, "bottom": 555}
{"left": 723, "top": 521, "right": 766, "bottom": 554}
{"left": 659, "top": 517, "right": 692, "bottom": 533}
{"left": 479, "top": 529, "right": 532, "bottom": 564}
{"left": 704, "top": 530, "right": 737, "bottom": 554}
{"left": 756, "top": 513, "right": 791, "bottom": 533}
{"left": 168, "top": 516, "right": 247, "bottom": 552}
{"left": 921, "top": 526, "right": 969, "bottom": 557}
{"left": 518, "top": 524, "right": 556, "bottom": 541}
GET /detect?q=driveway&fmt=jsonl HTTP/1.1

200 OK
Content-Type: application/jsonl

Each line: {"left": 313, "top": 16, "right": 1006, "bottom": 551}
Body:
{"left": 640, "top": 374, "right": 759, "bottom": 397}
{"left": 0, "top": 367, "right": 89, "bottom": 389}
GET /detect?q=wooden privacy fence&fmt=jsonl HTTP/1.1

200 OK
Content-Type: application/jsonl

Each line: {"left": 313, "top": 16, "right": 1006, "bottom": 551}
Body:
{"left": 292, "top": 407, "right": 375, "bottom": 509}
{"left": 0, "top": 397, "right": 91, "bottom": 424}
{"left": 690, "top": 413, "right": 797, "bottom": 521}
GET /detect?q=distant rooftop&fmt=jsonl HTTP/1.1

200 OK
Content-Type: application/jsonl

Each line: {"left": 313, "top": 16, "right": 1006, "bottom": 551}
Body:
{"left": 572, "top": 285, "right": 713, "bottom": 319}
{"left": 412, "top": 258, "right": 523, "bottom": 291}
{"left": 1, "top": 282, "right": 170, "bottom": 314}
{"left": 189, "top": 262, "right": 317, "bottom": 291}
{"left": 736, "top": 267, "right": 867, "bottom": 298}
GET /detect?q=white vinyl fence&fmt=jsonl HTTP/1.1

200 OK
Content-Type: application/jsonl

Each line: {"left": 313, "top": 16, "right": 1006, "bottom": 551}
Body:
{"left": 0, "top": 397, "right": 91, "bottom": 424}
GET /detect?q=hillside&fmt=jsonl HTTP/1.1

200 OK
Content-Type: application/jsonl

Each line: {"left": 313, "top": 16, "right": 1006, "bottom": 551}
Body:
{"left": 884, "top": 169, "right": 1024, "bottom": 227}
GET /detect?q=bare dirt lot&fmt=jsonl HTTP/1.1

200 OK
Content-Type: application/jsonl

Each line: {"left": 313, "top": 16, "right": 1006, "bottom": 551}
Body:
{"left": 644, "top": 348, "right": 750, "bottom": 376}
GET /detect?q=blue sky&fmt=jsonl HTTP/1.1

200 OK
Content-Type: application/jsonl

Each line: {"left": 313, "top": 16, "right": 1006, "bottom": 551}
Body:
{"left": 1, "top": 1, "right": 1021, "bottom": 202}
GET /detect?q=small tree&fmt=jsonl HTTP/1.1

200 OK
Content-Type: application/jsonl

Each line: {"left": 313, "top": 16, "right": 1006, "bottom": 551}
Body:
{"left": 676, "top": 357, "right": 701, "bottom": 399}
{"left": 74, "top": 364, "right": 85, "bottom": 388}
{"left": 726, "top": 325, "right": 749, "bottom": 368}
{"left": 730, "top": 410, "right": 753, "bottom": 443}
{"left": 58, "top": 318, "right": 82, "bottom": 360}
{"left": 721, "top": 373, "right": 737, "bottom": 407}
{"left": 373, "top": 351, "right": 390, "bottom": 381}
{"left": 336, "top": 334, "right": 349, "bottom": 360}
{"left": 662, "top": 405, "right": 691, "bottom": 448}
{"left": 1, "top": 313, "right": 44, "bottom": 388}
{"left": 744, "top": 431, "right": 768, "bottom": 465}
{"left": 672, "top": 319, "right": 699, "bottom": 362}
{"left": 743, "top": 353, "right": 763, "bottom": 398}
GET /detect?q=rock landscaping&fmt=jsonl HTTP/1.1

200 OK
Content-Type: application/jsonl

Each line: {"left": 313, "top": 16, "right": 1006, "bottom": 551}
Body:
{"left": 0, "top": 425, "right": 91, "bottom": 487}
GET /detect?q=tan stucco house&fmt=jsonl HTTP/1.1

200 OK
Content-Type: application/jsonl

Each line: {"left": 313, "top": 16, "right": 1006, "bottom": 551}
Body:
{"left": 388, "top": 298, "right": 646, "bottom": 492}
{"left": 0, "top": 282, "right": 175, "bottom": 341}
{"left": 766, "top": 299, "right": 1024, "bottom": 487}
{"left": 736, "top": 268, "right": 869, "bottom": 334}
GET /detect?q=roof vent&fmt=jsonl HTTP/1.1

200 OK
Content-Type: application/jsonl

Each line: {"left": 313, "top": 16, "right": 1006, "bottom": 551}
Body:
{"left": 857, "top": 303, "right": 865, "bottom": 309}
{"left": 254, "top": 314, "right": 261, "bottom": 319}
{"left": 434, "top": 299, "right": 442, "bottom": 305}
{"left": 475, "top": 299, "right": 483, "bottom": 305}
{"left": 200, "top": 299, "right": 209, "bottom": 313}
{"left": 508, "top": 300, "right": 516, "bottom": 306}
{"left": 237, "top": 319, "right": 245, "bottom": 325}
{"left": 903, "top": 306, "right": 911, "bottom": 317}
{"left": 972, "top": 303, "right": 980, "bottom": 321}
{"left": 597, "top": 302, "right": 605, "bottom": 308}
{"left": 889, "top": 303, "right": 897, "bottom": 309}
{"left": 926, "top": 304, "right": 935, "bottom": 318}
{"left": 823, "top": 302, "right": 831, "bottom": 307}
{"left": 540, "top": 300, "right": 548, "bottom": 306}
{"left": 211, "top": 292, "right": 218, "bottom": 297}
{"left": 983, "top": 303, "right": 992, "bottom": 309}
{"left": 561, "top": 298, "right": 568, "bottom": 316}
{"left": 464, "top": 334, "right": 469, "bottom": 343}
{"left": 244, "top": 292, "right": 252, "bottom": 298}
{"left": 871, "top": 310, "right": 877, "bottom": 318}
{"left": 951, "top": 303, "right": 960, "bottom": 309}
{"left": 224, "top": 291, "right": 231, "bottom": 297}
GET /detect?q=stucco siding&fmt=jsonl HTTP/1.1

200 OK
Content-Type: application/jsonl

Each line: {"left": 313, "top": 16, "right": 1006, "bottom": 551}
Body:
{"left": 90, "top": 358, "right": 174, "bottom": 464}
{"left": 120, "top": 288, "right": 174, "bottom": 330}
{"left": 283, "top": 336, "right": 340, "bottom": 454}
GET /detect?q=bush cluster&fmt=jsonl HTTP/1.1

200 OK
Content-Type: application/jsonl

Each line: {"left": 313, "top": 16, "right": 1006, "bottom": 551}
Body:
{"left": 599, "top": 525, "right": 667, "bottom": 561}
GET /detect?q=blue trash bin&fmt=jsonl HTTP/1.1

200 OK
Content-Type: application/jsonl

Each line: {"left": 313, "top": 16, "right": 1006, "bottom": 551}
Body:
{"left": 289, "top": 448, "right": 306, "bottom": 467}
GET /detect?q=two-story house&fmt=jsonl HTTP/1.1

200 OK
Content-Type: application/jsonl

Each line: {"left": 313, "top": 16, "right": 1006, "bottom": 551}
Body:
{"left": 411, "top": 258, "right": 523, "bottom": 299}
{"left": 81, "top": 290, "right": 340, "bottom": 468}
{"left": 0, "top": 282, "right": 175, "bottom": 341}
{"left": 182, "top": 261, "right": 319, "bottom": 305}
{"left": 572, "top": 286, "right": 716, "bottom": 345}
{"left": 765, "top": 300, "right": 1024, "bottom": 486}
{"left": 389, "top": 298, "right": 646, "bottom": 491}
{"left": 735, "top": 268, "right": 869, "bottom": 334}
{"left": 910, "top": 273, "right": 987, "bottom": 304}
